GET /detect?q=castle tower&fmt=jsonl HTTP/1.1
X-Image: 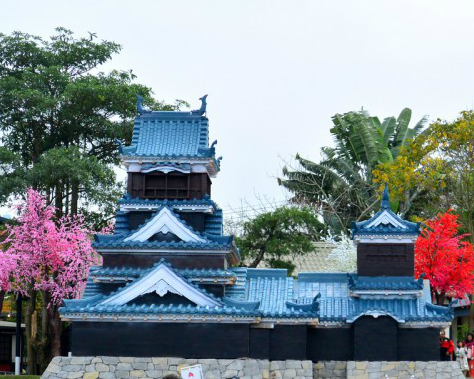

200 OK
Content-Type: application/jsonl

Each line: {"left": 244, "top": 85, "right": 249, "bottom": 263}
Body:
{"left": 60, "top": 101, "right": 453, "bottom": 362}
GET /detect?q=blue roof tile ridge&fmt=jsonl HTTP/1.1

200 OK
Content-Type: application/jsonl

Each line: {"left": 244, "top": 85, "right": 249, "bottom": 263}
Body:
{"left": 246, "top": 268, "right": 288, "bottom": 278}
{"left": 351, "top": 186, "right": 420, "bottom": 237}
{"left": 88, "top": 259, "right": 225, "bottom": 307}
{"left": 119, "top": 194, "right": 217, "bottom": 208}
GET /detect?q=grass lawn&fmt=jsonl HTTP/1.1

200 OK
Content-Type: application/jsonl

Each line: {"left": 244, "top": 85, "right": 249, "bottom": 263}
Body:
{"left": 9, "top": 376, "right": 41, "bottom": 378}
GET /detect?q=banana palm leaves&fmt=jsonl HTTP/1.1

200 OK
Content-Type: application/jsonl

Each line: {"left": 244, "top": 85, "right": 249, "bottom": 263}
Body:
{"left": 279, "top": 108, "right": 426, "bottom": 234}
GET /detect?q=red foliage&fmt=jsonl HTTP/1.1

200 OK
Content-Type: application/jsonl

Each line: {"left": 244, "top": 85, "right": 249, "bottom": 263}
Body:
{"left": 415, "top": 211, "right": 474, "bottom": 299}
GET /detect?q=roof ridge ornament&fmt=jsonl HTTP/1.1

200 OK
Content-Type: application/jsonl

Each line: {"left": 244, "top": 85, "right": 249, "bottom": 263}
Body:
{"left": 136, "top": 95, "right": 151, "bottom": 115}
{"left": 191, "top": 94, "right": 208, "bottom": 116}
{"left": 381, "top": 183, "right": 390, "bottom": 210}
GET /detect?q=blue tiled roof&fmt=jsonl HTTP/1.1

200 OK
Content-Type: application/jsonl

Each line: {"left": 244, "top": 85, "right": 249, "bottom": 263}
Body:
{"left": 93, "top": 206, "right": 233, "bottom": 251}
{"left": 90, "top": 266, "right": 237, "bottom": 280}
{"left": 67, "top": 264, "right": 453, "bottom": 324}
{"left": 351, "top": 185, "right": 420, "bottom": 237}
{"left": 205, "top": 209, "right": 223, "bottom": 236}
{"left": 348, "top": 275, "right": 424, "bottom": 292}
{"left": 119, "top": 194, "right": 216, "bottom": 208}
{"left": 121, "top": 111, "right": 214, "bottom": 159}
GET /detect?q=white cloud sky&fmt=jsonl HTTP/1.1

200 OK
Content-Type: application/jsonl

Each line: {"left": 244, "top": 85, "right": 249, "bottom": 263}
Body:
{"left": 2, "top": 0, "right": 474, "bottom": 217}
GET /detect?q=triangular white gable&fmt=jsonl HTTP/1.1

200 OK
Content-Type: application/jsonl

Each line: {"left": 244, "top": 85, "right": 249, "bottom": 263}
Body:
{"left": 124, "top": 207, "right": 206, "bottom": 243}
{"left": 365, "top": 210, "right": 407, "bottom": 230}
{"left": 142, "top": 165, "right": 190, "bottom": 174}
{"left": 100, "top": 263, "right": 221, "bottom": 307}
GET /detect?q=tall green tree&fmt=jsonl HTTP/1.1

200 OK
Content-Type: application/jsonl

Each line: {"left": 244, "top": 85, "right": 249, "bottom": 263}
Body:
{"left": 0, "top": 28, "right": 186, "bottom": 372}
{"left": 236, "top": 207, "right": 324, "bottom": 275}
{"left": 0, "top": 28, "right": 186, "bottom": 228}
{"left": 278, "top": 108, "right": 426, "bottom": 234}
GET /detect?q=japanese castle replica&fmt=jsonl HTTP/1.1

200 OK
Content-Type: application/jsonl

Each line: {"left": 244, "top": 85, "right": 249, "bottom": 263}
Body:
{"left": 60, "top": 96, "right": 453, "bottom": 361}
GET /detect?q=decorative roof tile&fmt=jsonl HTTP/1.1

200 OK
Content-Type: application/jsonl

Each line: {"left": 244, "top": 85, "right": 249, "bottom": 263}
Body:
{"left": 348, "top": 275, "right": 424, "bottom": 292}
{"left": 121, "top": 97, "right": 216, "bottom": 161}
{"left": 351, "top": 185, "right": 420, "bottom": 238}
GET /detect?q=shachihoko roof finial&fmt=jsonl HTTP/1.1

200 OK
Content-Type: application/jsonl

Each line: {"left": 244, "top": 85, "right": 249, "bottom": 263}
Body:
{"left": 191, "top": 94, "right": 208, "bottom": 115}
{"left": 381, "top": 183, "right": 390, "bottom": 210}
{"left": 136, "top": 95, "right": 145, "bottom": 115}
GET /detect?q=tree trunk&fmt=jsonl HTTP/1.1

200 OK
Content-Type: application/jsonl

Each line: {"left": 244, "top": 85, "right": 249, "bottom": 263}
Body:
{"left": 71, "top": 181, "right": 79, "bottom": 215}
{"left": 55, "top": 183, "right": 63, "bottom": 218}
{"left": 38, "top": 291, "right": 51, "bottom": 373}
{"left": 249, "top": 248, "right": 266, "bottom": 268}
{"left": 0, "top": 290, "right": 4, "bottom": 316}
{"left": 25, "top": 289, "right": 37, "bottom": 375}
{"left": 48, "top": 305, "right": 62, "bottom": 358}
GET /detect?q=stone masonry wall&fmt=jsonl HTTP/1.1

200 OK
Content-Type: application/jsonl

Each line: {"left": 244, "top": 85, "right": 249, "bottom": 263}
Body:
{"left": 42, "top": 357, "right": 313, "bottom": 379}
{"left": 313, "top": 361, "right": 347, "bottom": 378}
{"left": 42, "top": 357, "right": 465, "bottom": 379}
{"left": 345, "top": 361, "right": 464, "bottom": 379}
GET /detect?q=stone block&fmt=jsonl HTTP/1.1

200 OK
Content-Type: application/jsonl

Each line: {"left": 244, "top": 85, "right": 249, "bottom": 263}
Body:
{"left": 145, "top": 370, "right": 162, "bottom": 378}
{"left": 133, "top": 362, "right": 149, "bottom": 370}
{"left": 96, "top": 363, "right": 109, "bottom": 372}
{"left": 296, "top": 368, "right": 312, "bottom": 377}
{"left": 301, "top": 361, "right": 312, "bottom": 370}
{"left": 227, "top": 360, "right": 244, "bottom": 371}
{"left": 48, "top": 363, "right": 61, "bottom": 373}
{"left": 204, "top": 369, "right": 222, "bottom": 379}
{"left": 102, "top": 357, "right": 119, "bottom": 365}
{"left": 134, "top": 357, "right": 151, "bottom": 363}
{"left": 117, "top": 363, "right": 133, "bottom": 371}
{"left": 119, "top": 357, "right": 135, "bottom": 363}
{"left": 283, "top": 369, "right": 296, "bottom": 378}
{"left": 64, "top": 365, "right": 83, "bottom": 372}
{"left": 91, "top": 358, "right": 102, "bottom": 363}
{"left": 198, "top": 359, "right": 218, "bottom": 365}
{"left": 115, "top": 370, "right": 131, "bottom": 378}
{"left": 83, "top": 373, "right": 99, "bottom": 379}
{"left": 70, "top": 357, "right": 91, "bottom": 365}
{"left": 355, "top": 362, "right": 368, "bottom": 370}
{"left": 314, "top": 362, "right": 324, "bottom": 370}
{"left": 257, "top": 360, "right": 269, "bottom": 369}
{"left": 152, "top": 357, "right": 168, "bottom": 365}
{"left": 67, "top": 373, "right": 83, "bottom": 379}
{"left": 85, "top": 363, "right": 95, "bottom": 372}
{"left": 130, "top": 370, "right": 146, "bottom": 377}
{"left": 98, "top": 373, "right": 115, "bottom": 379}
{"left": 223, "top": 369, "right": 238, "bottom": 377}
{"left": 285, "top": 360, "right": 301, "bottom": 369}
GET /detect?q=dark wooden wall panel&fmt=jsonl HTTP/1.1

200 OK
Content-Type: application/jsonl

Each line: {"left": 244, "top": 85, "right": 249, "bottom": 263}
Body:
{"left": 397, "top": 328, "right": 439, "bottom": 361}
{"left": 357, "top": 243, "right": 414, "bottom": 277}
{"left": 103, "top": 253, "right": 227, "bottom": 269}
{"left": 307, "top": 327, "right": 353, "bottom": 361}
{"left": 353, "top": 316, "right": 398, "bottom": 361}
{"left": 249, "top": 328, "right": 270, "bottom": 359}
{"left": 128, "top": 173, "right": 211, "bottom": 200}
{"left": 270, "top": 325, "right": 307, "bottom": 360}
{"left": 72, "top": 322, "right": 249, "bottom": 358}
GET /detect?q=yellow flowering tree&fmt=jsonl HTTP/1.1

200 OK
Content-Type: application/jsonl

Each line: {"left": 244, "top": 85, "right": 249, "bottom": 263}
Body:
{"left": 374, "top": 111, "right": 474, "bottom": 240}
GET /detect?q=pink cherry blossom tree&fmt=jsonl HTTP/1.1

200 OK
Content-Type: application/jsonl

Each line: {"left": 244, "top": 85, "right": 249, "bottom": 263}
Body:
{"left": 1, "top": 189, "right": 96, "bottom": 373}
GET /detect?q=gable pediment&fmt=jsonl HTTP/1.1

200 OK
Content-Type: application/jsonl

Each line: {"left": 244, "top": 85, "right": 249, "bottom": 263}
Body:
{"left": 124, "top": 207, "right": 206, "bottom": 243}
{"left": 100, "top": 262, "right": 221, "bottom": 307}
{"left": 364, "top": 210, "right": 407, "bottom": 230}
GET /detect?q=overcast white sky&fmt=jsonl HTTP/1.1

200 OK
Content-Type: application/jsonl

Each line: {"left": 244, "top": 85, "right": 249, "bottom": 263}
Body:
{"left": 2, "top": 0, "right": 474, "bottom": 217}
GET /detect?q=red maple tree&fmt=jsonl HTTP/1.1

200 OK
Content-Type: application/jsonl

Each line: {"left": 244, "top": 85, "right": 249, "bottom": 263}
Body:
{"left": 415, "top": 211, "right": 474, "bottom": 302}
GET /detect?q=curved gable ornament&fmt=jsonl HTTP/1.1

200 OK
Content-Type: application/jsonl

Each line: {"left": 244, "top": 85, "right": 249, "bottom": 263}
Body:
{"left": 100, "top": 263, "right": 221, "bottom": 307}
{"left": 365, "top": 210, "right": 408, "bottom": 230}
{"left": 124, "top": 207, "right": 206, "bottom": 243}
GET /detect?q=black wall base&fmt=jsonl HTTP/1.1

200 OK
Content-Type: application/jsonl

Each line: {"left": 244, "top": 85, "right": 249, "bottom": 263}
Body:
{"left": 70, "top": 321, "right": 440, "bottom": 361}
